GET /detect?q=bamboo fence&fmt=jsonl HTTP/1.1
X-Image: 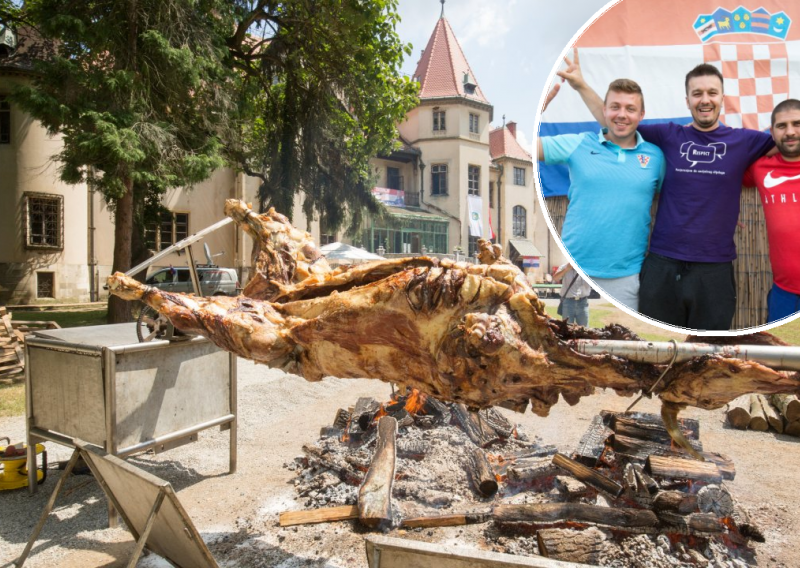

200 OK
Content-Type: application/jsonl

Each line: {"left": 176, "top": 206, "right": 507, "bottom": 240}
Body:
{"left": 544, "top": 189, "right": 771, "bottom": 330}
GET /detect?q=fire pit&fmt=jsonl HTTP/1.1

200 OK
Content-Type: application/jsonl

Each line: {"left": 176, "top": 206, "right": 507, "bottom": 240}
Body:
{"left": 284, "top": 390, "right": 761, "bottom": 567}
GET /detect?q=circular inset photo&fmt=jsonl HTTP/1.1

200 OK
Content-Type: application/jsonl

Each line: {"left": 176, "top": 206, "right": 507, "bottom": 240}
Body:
{"left": 535, "top": 0, "right": 800, "bottom": 335}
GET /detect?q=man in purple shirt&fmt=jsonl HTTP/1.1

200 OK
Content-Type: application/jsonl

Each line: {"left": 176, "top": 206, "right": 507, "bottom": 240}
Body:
{"left": 547, "top": 53, "right": 774, "bottom": 330}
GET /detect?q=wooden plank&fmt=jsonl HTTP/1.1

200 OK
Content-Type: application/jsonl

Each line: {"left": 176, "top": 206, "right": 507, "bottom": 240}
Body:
{"left": 645, "top": 455, "right": 722, "bottom": 483}
{"left": 359, "top": 416, "right": 397, "bottom": 528}
{"left": 493, "top": 503, "right": 658, "bottom": 529}
{"left": 601, "top": 410, "right": 700, "bottom": 439}
{"left": 652, "top": 490, "right": 698, "bottom": 515}
{"left": 400, "top": 511, "right": 491, "bottom": 529}
{"left": 279, "top": 505, "right": 359, "bottom": 527}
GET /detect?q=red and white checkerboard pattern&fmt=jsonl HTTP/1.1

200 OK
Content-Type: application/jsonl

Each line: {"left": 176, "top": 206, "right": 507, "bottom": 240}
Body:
{"left": 704, "top": 42, "right": 789, "bottom": 130}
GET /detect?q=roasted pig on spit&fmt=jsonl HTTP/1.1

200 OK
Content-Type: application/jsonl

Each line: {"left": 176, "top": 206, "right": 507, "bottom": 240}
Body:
{"left": 108, "top": 200, "right": 800, "bottom": 459}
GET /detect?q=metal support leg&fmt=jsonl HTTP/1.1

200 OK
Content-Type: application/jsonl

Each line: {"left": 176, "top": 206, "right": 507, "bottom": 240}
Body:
{"left": 16, "top": 450, "right": 81, "bottom": 567}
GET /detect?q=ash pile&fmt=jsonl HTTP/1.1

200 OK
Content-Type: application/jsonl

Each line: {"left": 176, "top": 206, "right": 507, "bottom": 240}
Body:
{"left": 285, "top": 390, "right": 762, "bottom": 567}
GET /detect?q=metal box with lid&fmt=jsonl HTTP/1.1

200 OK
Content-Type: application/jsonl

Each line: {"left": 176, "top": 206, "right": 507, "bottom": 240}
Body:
{"left": 25, "top": 323, "right": 236, "bottom": 491}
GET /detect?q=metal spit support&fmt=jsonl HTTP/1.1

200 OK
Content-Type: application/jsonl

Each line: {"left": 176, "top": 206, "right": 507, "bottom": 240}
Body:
{"left": 571, "top": 339, "right": 800, "bottom": 372}
{"left": 124, "top": 216, "right": 234, "bottom": 294}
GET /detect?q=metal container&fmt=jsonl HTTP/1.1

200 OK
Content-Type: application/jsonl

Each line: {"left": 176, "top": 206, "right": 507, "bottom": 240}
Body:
{"left": 25, "top": 323, "right": 236, "bottom": 492}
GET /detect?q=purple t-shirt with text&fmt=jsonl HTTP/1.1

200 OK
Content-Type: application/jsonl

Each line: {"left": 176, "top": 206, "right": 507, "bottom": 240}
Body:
{"left": 638, "top": 122, "right": 773, "bottom": 262}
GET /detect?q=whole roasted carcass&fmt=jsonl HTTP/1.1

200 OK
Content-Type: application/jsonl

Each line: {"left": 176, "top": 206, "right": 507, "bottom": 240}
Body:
{"left": 108, "top": 200, "right": 800, "bottom": 458}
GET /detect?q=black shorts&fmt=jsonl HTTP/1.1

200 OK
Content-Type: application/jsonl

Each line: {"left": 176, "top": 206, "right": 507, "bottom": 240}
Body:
{"left": 638, "top": 253, "right": 736, "bottom": 331}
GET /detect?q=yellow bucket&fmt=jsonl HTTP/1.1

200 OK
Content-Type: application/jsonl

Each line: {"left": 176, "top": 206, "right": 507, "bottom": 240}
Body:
{"left": 0, "top": 442, "right": 47, "bottom": 491}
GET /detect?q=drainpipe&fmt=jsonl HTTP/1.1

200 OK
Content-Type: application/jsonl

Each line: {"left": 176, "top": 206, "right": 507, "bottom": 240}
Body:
{"left": 418, "top": 158, "right": 463, "bottom": 248}
{"left": 496, "top": 163, "right": 504, "bottom": 248}
{"left": 87, "top": 177, "right": 98, "bottom": 302}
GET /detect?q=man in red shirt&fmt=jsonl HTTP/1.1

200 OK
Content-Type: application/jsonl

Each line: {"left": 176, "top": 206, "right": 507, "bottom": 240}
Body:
{"left": 743, "top": 99, "right": 800, "bottom": 323}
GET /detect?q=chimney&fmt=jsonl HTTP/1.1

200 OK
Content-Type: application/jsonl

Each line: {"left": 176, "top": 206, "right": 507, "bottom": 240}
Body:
{"left": 507, "top": 121, "right": 517, "bottom": 138}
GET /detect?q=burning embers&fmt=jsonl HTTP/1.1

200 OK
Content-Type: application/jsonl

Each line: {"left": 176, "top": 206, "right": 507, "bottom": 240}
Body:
{"left": 283, "top": 395, "right": 761, "bottom": 566}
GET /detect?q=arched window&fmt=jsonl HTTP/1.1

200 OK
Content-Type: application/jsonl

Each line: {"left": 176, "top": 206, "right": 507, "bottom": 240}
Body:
{"left": 512, "top": 206, "right": 526, "bottom": 238}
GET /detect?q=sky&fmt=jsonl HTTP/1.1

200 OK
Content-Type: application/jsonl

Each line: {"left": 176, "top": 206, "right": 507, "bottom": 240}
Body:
{"left": 395, "top": 0, "right": 611, "bottom": 152}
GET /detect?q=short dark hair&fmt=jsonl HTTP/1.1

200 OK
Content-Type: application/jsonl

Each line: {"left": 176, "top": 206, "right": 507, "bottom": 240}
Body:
{"left": 604, "top": 78, "right": 645, "bottom": 112}
{"left": 685, "top": 64, "right": 724, "bottom": 94}
{"left": 771, "top": 99, "right": 800, "bottom": 126}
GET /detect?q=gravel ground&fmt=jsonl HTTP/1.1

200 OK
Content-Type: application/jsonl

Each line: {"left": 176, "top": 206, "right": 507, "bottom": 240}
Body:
{"left": 1, "top": 357, "right": 799, "bottom": 567}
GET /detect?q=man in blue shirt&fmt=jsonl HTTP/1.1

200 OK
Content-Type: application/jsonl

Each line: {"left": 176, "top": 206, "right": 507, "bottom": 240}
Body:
{"left": 538, "top": 79, "right": 665, "bottom": 312}
{"left": 550, "top": 52, "right": 774, "bottom": 330}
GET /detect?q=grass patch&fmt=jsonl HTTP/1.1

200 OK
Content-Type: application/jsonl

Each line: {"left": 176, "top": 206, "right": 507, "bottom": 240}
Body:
{"left": 0, "top": 382, "right": 25, "bottom": 418}
{"left": 10, "top": 309, "right": 108, "bottom": 329}
{"left": 771, "top": 318, "right": 800, "bottom": 346}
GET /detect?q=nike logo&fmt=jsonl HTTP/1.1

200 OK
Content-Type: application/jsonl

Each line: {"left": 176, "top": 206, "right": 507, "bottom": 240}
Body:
{"left": 763, "top": 170, "right": 800, "bottom": 188}
{"left": 590, "top": 151, "right": 601, "bottom": 155}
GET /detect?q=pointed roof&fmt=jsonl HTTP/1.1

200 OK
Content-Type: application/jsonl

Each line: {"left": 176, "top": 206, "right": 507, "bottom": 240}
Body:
{"left": 413, "top": 18, "right": 489, "bottom": 104}
{"left": 490, "top": 123, "right": 531, "bottom": 162}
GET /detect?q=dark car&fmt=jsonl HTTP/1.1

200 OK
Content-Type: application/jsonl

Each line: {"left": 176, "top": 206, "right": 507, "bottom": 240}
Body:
{"left": 146, "top": 266, "right": 239, "bottom": 297}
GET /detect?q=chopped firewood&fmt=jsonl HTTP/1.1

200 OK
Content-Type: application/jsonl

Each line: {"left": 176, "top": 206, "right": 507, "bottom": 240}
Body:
{"left": 697, "top": 484, "right": 734, "bottom": 517}
{"left": 354, "top": 398, "right": 381, "bottom": 431}
{"left": 279, "top": 504, "right": 359, "bottom": 527}
{"left": 358, "top": 416, "right": 397, "bottom": 528}
{"left": 771, "top": 394, "right": 800, "bottom": 422}
{"left": 537, "top": 527, "right": 608, "bottom": 564}
{"left": 551, "top": 453, "right": 622, "bottom": 498}
{"left": 396, "top": 439, "right": 426, "bottom": 460}
{"left": 656, "top": 511, "right": 725, "bottom": 534}
{"left": 554, "top": 476, "right": 590, "bottom": 500}
{"left": 632, "top": 464, "right": 659, "bottom": 495}
{"left": 748, "top": 394, "right": 769, "bottom": 431}
{"left": 452, "top": 403, "right": 500, "bottom": 447}
{"left": 506, "top": 457, "right": 558, "bottom": 485}
{"left": 731, "top": 501, "right": 765, "bottom": 543}
{"left": 508, "top": 445, "right": 558, "bottom": 461}
{"left": 653, "top": 490, "right": 698, "bottom": 515}
{"left": 482, "top": 407, "right": 515, "bottom": 438}
{"left": 573, "top": 415, "right": 613, "bottom": 467}
{"left": 757, "top": 394, "right": 784, "bottom": 433}
{"left": 468, "top": 448, "right": 498, "bottom": 498}
{"left": 602, "top": 411, "right": 700, "bottom": 440}
{"left": 319, "top": 427, "right": 342, "bottom": 438}
{"left": 333, "top": 408, "right": 351, "bottom": 430}
{"left": 726, "top": 395, "right": 751, "bottom": 429}
{"left": 612, "top": 434, "right": 735, "bottom": 480}
{"left": 611, "top": 414, "right": 699, "bottom": 444}
{"left": 646, "top": 455, "right": 722, "bottom": 483}
{"left": 302, "top": 444, "right": 363, "bottom": 486}
{"left": 400, "top": 511, "right": 491, "bottom": 528}
{"left": 493, "top": 503, "right": 658, "bottom": 529}
{"left": 784, "top": 420, "right": 800, "bottom": 437}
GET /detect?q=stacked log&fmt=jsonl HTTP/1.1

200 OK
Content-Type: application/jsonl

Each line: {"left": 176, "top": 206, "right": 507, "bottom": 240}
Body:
{"left": 727, "top": 394, "right": 800, "bottom": 436}
{"left": 0, "top": 307, "right": 26, "bottom": 382}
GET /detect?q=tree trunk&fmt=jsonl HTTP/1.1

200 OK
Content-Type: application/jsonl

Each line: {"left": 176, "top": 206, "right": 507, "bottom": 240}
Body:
{"left": 108, "top": 178, "right": 135, "bottom": 323}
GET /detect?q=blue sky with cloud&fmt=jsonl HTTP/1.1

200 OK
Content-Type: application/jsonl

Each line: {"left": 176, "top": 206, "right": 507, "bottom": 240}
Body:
{"left": 395, "top": 0, "right": 610, "bottom": 152}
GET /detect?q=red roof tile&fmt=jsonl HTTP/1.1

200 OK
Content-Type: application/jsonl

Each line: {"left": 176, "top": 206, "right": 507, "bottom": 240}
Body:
{"left": 413, "top": 18, "right": 489, "bottom": 104}
{"left": 490, "top": 124, "right": 532, "bottom": 162}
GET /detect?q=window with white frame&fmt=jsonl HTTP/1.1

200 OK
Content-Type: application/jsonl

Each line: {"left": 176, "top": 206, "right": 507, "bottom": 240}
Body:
{"left": 24, "top": 193, "right": 63, "bottom": 250}
{"left": 145, "top": 211, "right": 189, "bottom": 251}
{"left": 468, "top": 165, "right": 480, "bottom": 196}
{"left": 0, "top": 96, "right": 9, "bottom": 144}
{"left": 433, "top": 110, "right": 446, "bottom": 132}
{"left": 469, "top": 113, "right": 479, "bottom": 134}
{"left": 431, "top": 164, "right": 448, "bottom": 195}
{"left": 514, "top": 166, "right": 525, "bottom": 186}
{"left": 512, "top": 205, "right": 527, "bottom": 238}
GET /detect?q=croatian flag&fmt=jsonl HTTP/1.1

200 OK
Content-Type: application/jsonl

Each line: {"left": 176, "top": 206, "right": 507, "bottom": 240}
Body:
{"left": 538, "top": 0, "right": 800, "bottom": 197}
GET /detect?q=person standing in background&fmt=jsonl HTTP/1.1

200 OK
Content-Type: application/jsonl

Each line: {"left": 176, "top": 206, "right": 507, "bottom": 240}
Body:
{"left": 555, "top": 263, "right": 593, "bottom": 327}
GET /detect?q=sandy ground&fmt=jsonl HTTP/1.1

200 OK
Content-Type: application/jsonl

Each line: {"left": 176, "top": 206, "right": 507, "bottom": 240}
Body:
{"left": 1, "top": 311, "right": 798, "bottom": 567}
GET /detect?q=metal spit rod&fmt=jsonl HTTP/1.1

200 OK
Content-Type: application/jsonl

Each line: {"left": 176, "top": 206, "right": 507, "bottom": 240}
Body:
{"left": 571, "top": 339, "right": 800, "bottom": 372}
{"left": 125, "top": 216, "right": 234, "bottom": 278}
